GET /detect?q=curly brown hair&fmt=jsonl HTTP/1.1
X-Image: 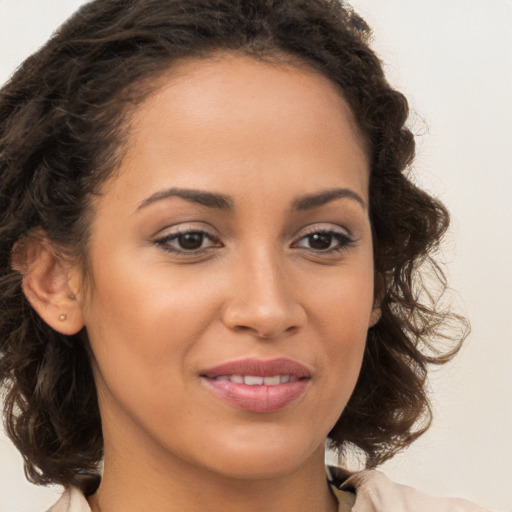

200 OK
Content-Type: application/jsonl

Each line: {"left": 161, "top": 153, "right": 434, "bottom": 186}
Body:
{"left": 0, "top": 0, "right": 465, "bottom": 493}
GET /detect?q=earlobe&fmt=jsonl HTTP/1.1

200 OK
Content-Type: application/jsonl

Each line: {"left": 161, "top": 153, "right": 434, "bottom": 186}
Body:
{"left": 12, "top": 236, "right": 85, "bottom": 335}
{"left": 369, "top": 307, "right": 381, "bottom": 328}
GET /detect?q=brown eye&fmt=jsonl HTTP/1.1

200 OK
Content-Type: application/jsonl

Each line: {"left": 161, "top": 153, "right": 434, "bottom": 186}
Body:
{"left": 307, "top": 233, "right": 333, "bottom": 251}
{"left": 155, "top": 230, "right": 221, "bottom": 254}
{"left": 293, "top": 229, "right": 354, "bottom": 253}
{"left": 177, "top": 232, "right": 206, "bottom": 250}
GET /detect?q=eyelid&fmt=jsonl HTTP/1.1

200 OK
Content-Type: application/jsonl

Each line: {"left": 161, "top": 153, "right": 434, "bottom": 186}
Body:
{"left": 155, "top": 223, "right": 214, "bottom": 237}
{"left": 153, "top": 224, "right": 222, "bottom": 255}
{"left": 293, "top": 223, "right": 353, "bottom": 240}
{"left": 291, "top": 223, "right": 356, "bottom": 253}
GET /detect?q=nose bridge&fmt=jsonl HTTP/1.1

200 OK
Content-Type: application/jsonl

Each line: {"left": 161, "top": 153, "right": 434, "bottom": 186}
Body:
{"left": 222, "top": 241, "right": 304, "bottom": 338}
{"left": 246, "top": 245, "right": 287, "bottom": 304}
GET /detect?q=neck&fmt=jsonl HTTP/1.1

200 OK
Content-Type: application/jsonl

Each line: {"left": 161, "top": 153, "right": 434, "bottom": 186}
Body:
{"left": 89, "top": 441, "right": 338, "bottom": 512}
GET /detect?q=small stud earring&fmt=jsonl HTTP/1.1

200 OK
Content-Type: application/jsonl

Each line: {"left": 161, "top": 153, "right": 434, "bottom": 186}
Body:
{"left": 59, "top": 314, "right": 67, "bottom": 322}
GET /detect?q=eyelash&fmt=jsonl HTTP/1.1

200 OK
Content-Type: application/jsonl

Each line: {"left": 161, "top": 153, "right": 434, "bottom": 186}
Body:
{"left": 154, "top": 227, "right": 355, "bottom": 256}
{"left": 154, "top": 228, "right": 221, "bottom": 255}
{"left": 292, "top": 229, "right": 355, "bottom": 253}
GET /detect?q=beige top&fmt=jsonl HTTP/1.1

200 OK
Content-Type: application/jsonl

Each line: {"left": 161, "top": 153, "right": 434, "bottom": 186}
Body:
{"left": 46, "top": 468, "right": 492, "bottom": 512}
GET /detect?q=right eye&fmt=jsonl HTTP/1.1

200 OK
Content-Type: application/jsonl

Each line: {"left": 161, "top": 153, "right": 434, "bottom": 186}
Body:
{"left": 154, "top": 229, "right": 222, "bottom": 254}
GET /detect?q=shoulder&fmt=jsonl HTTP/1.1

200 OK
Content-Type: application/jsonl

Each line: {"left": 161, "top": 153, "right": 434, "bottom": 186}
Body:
{"left": 328, "top": 466, "right": 492, "bottom": 512}
{"left": 45, "top": 487, "right": 91, "bottom": 512}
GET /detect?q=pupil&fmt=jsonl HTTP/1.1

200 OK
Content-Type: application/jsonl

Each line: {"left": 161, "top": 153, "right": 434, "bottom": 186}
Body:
{"left": 179, "top": 232, "right": 204, "bottom": 250}
{"left": 309, "top": 233, "right": 332, "bottom": 250}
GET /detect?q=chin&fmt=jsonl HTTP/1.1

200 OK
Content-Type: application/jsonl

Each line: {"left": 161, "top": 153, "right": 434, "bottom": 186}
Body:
{"left": 196, "top": 434, "right": 326, "bottom": 481}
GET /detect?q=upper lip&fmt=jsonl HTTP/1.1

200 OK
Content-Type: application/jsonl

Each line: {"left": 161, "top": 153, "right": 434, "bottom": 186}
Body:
{"left": 200, "top": 358, "right": 312, "bottom": 379}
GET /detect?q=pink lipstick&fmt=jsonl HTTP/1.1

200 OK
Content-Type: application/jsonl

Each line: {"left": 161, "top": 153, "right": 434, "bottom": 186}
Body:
{"left": 200, "top": 358, "right": 311, "bottom": 413}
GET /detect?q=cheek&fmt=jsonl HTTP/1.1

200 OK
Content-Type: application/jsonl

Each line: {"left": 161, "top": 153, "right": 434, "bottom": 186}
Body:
{"left": 311, "top": 258, "right": 374, "bottom": 394}
{"left": 81, "top": 246, "right": 220, "bottom": 385}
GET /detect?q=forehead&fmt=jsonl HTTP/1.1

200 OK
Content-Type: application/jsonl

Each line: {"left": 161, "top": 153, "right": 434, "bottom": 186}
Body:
{"left": 132, "top": 53, "right": 365, "bottom": 149}
{"left": 98, "top": 54, "right": 369, "bottom": 210}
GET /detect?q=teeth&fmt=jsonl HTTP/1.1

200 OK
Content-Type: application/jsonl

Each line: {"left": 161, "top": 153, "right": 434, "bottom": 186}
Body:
{"left": 213, "top": 375, "right": 296, "bottom": 385}
{"left": 244, "top": 375, "right": 264, "bottom": 386}
{"left": 263, "top": 375, "right": 280, "bottom": 386}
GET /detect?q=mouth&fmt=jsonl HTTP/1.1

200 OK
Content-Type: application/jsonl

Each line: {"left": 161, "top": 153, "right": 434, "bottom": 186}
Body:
{"left": 200, "top": 358, "right": 311, "bottom": 413}
{"left": 210, "top": 374, "right": 301, "bottom": 385}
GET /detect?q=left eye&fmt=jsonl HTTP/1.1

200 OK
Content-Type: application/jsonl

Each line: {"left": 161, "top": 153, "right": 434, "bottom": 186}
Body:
{"left": 155, "top": 230, "right": 220, "bottom": 253}
{"left": 293, "top": 231, "right": 353, "bottom": 252}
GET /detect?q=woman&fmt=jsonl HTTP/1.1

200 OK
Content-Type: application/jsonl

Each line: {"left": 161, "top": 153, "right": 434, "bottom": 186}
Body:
{"left": 0, "top": 0, "right": 491, "bottom": 511}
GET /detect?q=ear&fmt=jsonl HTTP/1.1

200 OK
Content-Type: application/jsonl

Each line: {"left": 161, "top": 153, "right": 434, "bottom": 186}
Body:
{"left": 12, "top": 236, "right": 85, "bottom": 335}
{"left": 369, "top": 273, "right": 386, "bottom": 328}
{"left": 369, "top": 306, "right": 381, "bottom": 328}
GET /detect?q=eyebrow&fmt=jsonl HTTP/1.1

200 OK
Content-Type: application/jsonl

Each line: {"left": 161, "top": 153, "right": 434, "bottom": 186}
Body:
{"left": 136, "top": 186, "right": 366, "bottom": 212}
{"left": 137, "top": 187, "right": 234, "bottom": 211}
{"left": 292, "top": 188, "right": 367, "bottom": 211}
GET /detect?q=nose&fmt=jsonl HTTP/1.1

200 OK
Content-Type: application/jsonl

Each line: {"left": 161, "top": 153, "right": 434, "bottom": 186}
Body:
{"left": 221, "top": 249, "right": 306, "bottom": 340}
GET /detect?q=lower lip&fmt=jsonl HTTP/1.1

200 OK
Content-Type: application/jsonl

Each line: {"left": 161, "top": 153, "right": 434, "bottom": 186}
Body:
{"left": 202, "top": 378, "right": 309, "bottom": 413}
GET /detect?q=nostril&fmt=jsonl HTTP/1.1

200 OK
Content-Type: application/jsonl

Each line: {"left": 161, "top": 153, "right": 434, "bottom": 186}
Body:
{"left": 240, "top": 324, "right": 299, "bottom": 340}
{"left": 234, "top": 325, "right": 273, "bottom": 339}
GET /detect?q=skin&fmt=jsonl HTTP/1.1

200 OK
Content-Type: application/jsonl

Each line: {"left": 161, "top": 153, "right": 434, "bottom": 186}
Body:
{"left": 25, "top": 54, "right": 377, "bottom": 512}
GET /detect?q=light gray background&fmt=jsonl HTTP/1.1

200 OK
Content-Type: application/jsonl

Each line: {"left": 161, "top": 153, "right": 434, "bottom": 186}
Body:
{"left": 1, "top": 1, "right": 511, "bottom": 511}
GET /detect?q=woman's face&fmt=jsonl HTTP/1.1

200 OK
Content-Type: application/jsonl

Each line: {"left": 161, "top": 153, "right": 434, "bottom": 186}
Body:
{"left": 78, "top": 54, "right": 376, "bottom": 480}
